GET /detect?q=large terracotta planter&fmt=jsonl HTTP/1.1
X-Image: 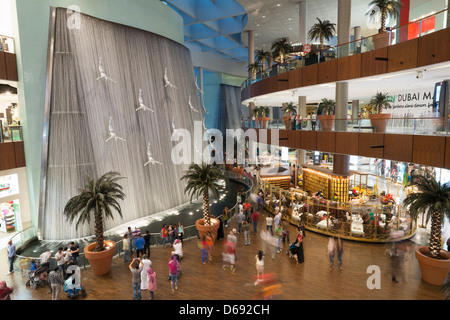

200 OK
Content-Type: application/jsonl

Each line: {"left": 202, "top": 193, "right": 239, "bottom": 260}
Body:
{"left": 233, "top": 166, "right": 244, "bottom": 175}
{"left": 369, "top": 113, "right": 391, "bottom": 133}
{"left": 282, "top": 116, "right": 291, "bottom": 130}
{"left": 84, "top": 240, "right": 116, "bottom": 276}
{"left": 372, "top": 32, "right": 391, "bottom": 49}
{"left": 225, "top": 163, "right": 233, "bottom": 171}
{"left": 196, "top": 217, "right": 220, "bottom": 244}
{"left": 258, "top": 117, "right": 270, "bottom": 129}
{"left": 318, "top": 115, "right": 335, "bottom": 132}
{"left": 415, "top": 246, "right": 450, "bottom": 286}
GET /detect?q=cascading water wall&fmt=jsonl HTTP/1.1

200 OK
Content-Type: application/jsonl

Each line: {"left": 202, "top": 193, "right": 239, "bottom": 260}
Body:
{"left": 39, "top": 8, "right": 204, "bottom": 240}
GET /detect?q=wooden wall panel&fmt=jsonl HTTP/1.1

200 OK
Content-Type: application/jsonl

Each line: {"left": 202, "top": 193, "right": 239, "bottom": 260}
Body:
{"left": 288, "top": 130, "right": 302, "bottom": 149}
{"left": 412, "top": 135, "right": 446, "bottom": 168}
{"left": 241, "top": 86, "right": 250, "bottom": 102}
{"left": 335, "top": 132, "right": 358, "bottom": 155}
{"left": 383, "top": 134, "right": 413, "bottom": 163}
{"left": 0, "top": 143, "right": 16, "bottom": 170}
{"left": 267, "top": 76, "right": 278, "bottom": 93}
{"left": 318, "top": 59, "right": 338, "bottom": 84}
{"left": 445, "top": 137, "right": 450, "bottom": 170}
{"left": 387, "top": 38, "right": 418, "bottom": 73}
{"left": 13, "top": 141, "right": 26, "bottom": 167}
{"left": 301, "top": 64, "right": 318, "bottom": 87}
{"left": 260, "top": 78, "right": 269, "bottom": 95}
{"left": 300, "top": 131, "right": 317, "bottom": 151}
{"left": 4, "top": 53, "right": 18, "bottom": 81}
{"left": 0, "top": 51, "right": 7, "bottom": 80}
{"left": 417, "top": 28, "right": 450, "bottom": 67}
{"left": 288, "top": 68, "right": 301, "bottom": 89}
{"left": 361, "top": 47, "right": 388, "bottom": 77}
{"left": 316, "top": 132, "right": 336, "bottom": 153}
{"left": 276, "top": 72, "right": 289, "bottom": 91}
{"left": 337, "top": 54, "right": 361, "bottom": 81}
{"left": 358, "top": 133, "right": 385, "bottom": 159}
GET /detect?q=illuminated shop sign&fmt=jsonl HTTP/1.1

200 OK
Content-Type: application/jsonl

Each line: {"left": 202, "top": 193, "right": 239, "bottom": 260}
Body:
{"left": 0, "top": 174, "right": 19, "bottom": 198}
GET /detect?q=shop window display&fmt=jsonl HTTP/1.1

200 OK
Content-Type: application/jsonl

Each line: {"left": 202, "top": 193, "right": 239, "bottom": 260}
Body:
{"left": 0, "top": 200, "right": 20, "bottom": 233}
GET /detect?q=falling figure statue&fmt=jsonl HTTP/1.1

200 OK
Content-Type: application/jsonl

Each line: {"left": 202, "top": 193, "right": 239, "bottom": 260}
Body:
{"left": 144, "top": 142, "right": 162, "bottom": 166}
{"left": 164, "top": 67, "right": 178, "bottom": 89}
{"left": 202, "top": 118, "right": 207, "bottom": 131}
{"left": 189, "top": 95, "right": 199, "bottom": 113}
{"left": 195, "top": 77, "right": 203, "bottom": 93}
{"left": 106, "top": 116, "right": 126, "bottom": 142}
{"left": 171, "top": 117, "right": 179, "bottom": 137}
{"left": 202, "top": 103, "right": 209, "bottom": 114}
{"left": 136, "top": 89, "right": 155, "bottom": 112}
{"left": 96, "top": 57, "right": 117, "bottom": 83}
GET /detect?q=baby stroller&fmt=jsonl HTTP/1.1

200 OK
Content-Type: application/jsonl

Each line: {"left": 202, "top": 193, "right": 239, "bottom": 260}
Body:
{"left": 63, "top": 275, "right": 86, "bottom": 299}
{"left": 286, "top": 241, "right": 298, "bottom": 259}
{"left": 25, "top": 263, "right": 49, "bottom": 290}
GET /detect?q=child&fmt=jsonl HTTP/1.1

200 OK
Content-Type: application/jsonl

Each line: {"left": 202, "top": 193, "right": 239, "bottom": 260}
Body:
{"left": 30, "top": 259, "right": 37, "bottom": 271}
{"left": 255, "top": 250, "right": 264, "bottom": 277}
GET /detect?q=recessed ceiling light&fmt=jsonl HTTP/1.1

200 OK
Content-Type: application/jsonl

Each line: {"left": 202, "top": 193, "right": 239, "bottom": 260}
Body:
{"left": 262, "top": 15, "right": 266, "bottom": 18}
{"left": 288, "top": 18, "right": 292, "bottom": 21}
{"left": 277, "top": 3, "right": 281, "bottom": 6}
{"left": 257, "top": 24, "right": 260, "bottom": 26}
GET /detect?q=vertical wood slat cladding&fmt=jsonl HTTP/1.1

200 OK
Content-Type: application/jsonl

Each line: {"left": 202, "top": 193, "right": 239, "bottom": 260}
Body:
{"left": 0, "top": 143, "right": 16, "bottom": 170}
{"left": 288, "top": 68, "right": 302, "bottom": 89}
{"left": 383, "top": 134, "right": 413, "bottom": 163}
{"left": 4, "top": 52, "right": 18, "bottom": 81}
{"left": 13, "top": 141, "right": 26, "bottom": 167}
{"left": 288, "top": 130, "right": 302, "bottom": 149}
{"left": 445, "top": 137, "right": 450, "bottom": 170}
{"left": 337, "top": 54, "right": 362, "bottom": 81}
{"left": 300, "top": 130, "right": 317, "bottom": 150}
{"left": 412, "top": 135, "right": 446, "bottom": 168}
{"left": 0, "top": 51, "right": 7, "bottom": 80}
{"left": 316, "top": 131, "right": 336, "bottom": 153}
{"left": 301, "top": 64, "right": 318, "bottom": 87}
{"left": 360, "top": 47, "right": 388, "bottom": 77}
{"left": 417, "top": 28, "right": 450, "bottom": 67}
{"left": 241, "top": 86, "right": 250, "bottom": 102}
{"left": 387, "top": 38, "right": 418, "bottom": 73}
{"left": 358, "top": 133, "right": 385, "bottom": 158}
{"left": 277, "top": 72, "right": 289, "bottom": 92}
{"left": 335, "top": 132, "right": 358, "bottom": 155}
{"left": 318, "top": 59, "right": 338, "bottom": 84}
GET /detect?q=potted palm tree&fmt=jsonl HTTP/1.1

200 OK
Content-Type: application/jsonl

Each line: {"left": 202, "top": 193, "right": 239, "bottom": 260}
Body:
{"left": 403, "top": 175, "right": 450, "bottom": 286}
{"left": 307, "top": 18, "right": 336, "bottom": 51}
{"left": 282, "top": 102, "right": 297, "bottom": 130}
{"left": 366, "top": 0, "right": 402, "bottom": 49}
{"left": 367, "top": 91, "right": 392, "bottom": 133}
{"left": 255, "top": 49, "right": 272, "bottom": 72}
{"left": 247, "top": 62, "right": 262, "bottom": 79}
{"left": 317, "top": 98, "right": 335, "bottom": 132}
{"left": 181, "top": 163, "right": 226, "bottom": 243}
{"left": 258, "top": 106, "right": 271, "bottom": 129}
{"left": 271, "top": 37, "right": 293, "bottom": 65}
{"left": 64, "top": 171, "right": 125, "bottom": 276}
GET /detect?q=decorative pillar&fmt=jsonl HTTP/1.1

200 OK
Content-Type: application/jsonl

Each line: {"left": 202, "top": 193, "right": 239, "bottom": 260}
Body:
{"left": 351, "top": 99, "right": 359, "bottom": 121}
{"left": 334, "top": 81, "right": 350, "bottom": 176}
{"left": 299, "top": 1, "right": 308, "bottom": 45}
{"left": 353, "top": 26, "right": 361, "bottom": 53}
{"left": 399, "top": 0, "right": 410, "bottom": 43}
{"left": 298, "top": 95, "right": 307, "bottom": 117}
{"left": 248, "top": 30, "right": 255, "bottom": 77}
{"left": 337, "top": 0, "right": 352, "bottom": 58}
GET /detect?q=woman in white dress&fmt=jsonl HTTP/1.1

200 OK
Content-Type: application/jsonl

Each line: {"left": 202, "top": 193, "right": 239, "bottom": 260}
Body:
{"left": 140, "top": 255, "right": 152, "bottom": 290}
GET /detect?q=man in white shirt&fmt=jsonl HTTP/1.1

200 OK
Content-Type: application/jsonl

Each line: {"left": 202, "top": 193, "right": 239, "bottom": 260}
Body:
{"left": 266, "top": 216, "right": 273, "bottom": 235}
{"left": 274, "top": 211, "right": 282, "bottom": 228}
{"left": 55, "top": 247, "right": 66, "bottom": 279}
{"left": 172, "top": 239, "right": 183, "bottom": 259}
{"left": 311, "top": 113, "right": 317, "bottom": 131}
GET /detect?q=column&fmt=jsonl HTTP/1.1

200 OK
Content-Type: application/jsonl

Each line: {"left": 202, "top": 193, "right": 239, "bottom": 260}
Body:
{"left": 351, "top": 99, "right": 359, "bottom": 121}
{"left": 298, "top": 96, "right": 307, "bottom": 117}
{"left": 248, "top": 30, "right": 255, "bottom": 78}
{"left": 299, "top": 1, "right": 308, "bottom": 45}
{"left": 353, "top": 26, "right": 361, "bottom": 53}
{"left": 337, "top": 0, "right": 351, "bottom": 58}
{"left": 333, "top": 81, "right": 350, "bottom": 176}
{"left": 198, "top": 66, "right": 204, "bottom": 110}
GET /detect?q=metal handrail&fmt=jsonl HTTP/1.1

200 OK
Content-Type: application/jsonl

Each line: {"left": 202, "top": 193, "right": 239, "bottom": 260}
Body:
{"left": 242, "top": 7, "right": 450, "bottom": 89}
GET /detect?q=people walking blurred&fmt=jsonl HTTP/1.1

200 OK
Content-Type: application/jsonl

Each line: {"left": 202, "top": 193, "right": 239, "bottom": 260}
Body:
{"left": 266, "top": 215, "right": 274, "bottom": 235}
{"left": 0, "top": 281, "right": 13, "bottom": 300}
{"left": 328, "top": 237, "right": 336, "bottom": 270}
{"left": 275, "top": 223, "right": 283, "bottom": 253}
{"left": 122, "top": 234, "right": 131, "bottom": 262}
{"left": 255, "top": 250, "right": 265, "bottom": 277}
{"left": 129, "top": 258, "right": 143, "bottom": 300}
{"left": 251, "top": 207, "right": 260, "bottom": 233}
{"left": 144, "top": 230, "right": 151, "bottom": 257}
{"left": 147, "top": 267, "right": 157, "bottom": 300}
{"left": 243, "top": 219, "right": 251, "bottom": 245}
{"left": 168, "top": 255, "right": 180, "bottom": 292}
{"left": 6, "top": 240, "right": 16, "bottom": 275}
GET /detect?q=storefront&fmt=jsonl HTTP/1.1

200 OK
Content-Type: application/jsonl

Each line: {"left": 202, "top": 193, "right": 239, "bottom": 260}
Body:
{"left": 0, "top": 168, "right": 30, "bottom": 239}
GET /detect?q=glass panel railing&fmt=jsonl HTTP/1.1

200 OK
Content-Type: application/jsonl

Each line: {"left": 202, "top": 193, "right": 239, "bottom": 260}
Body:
{"left": 241, "top": 8, "right": 449, "bottom": 90}
{"left": 242, "top": 117, "right": 450, "bottom": 136}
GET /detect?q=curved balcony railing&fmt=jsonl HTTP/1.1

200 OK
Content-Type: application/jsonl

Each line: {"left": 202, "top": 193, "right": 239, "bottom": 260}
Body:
{"left": 242, "top": 117, "right": 450, "bottom": 136}
{"left": 13, "top": 169, "right": 254, "bottom": 271}
{"left": 242, "top": 8, "right": 449, "bottom": 89}
{"left": 258, "top": 175, "right": 416, "bottom": 243}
